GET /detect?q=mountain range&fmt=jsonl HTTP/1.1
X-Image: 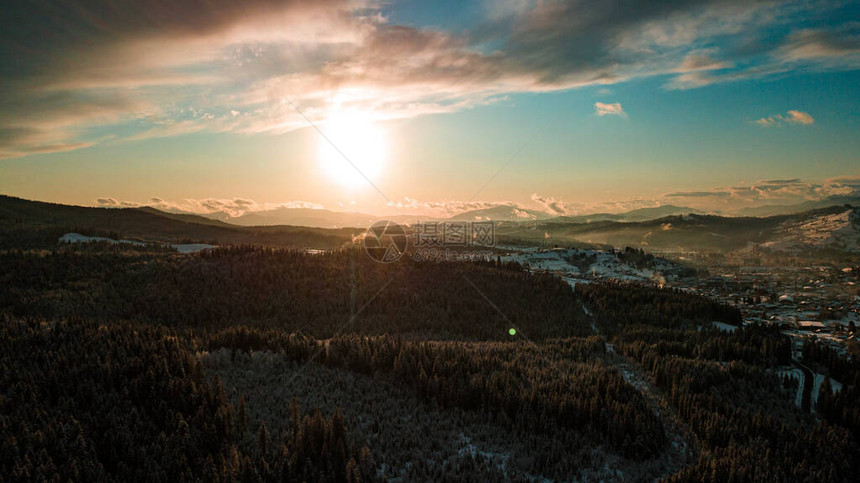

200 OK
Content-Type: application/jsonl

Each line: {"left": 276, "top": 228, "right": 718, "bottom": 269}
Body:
{"left": 2, "top": 194, "right": 858, "bottom": 255}
{"left": 497, "top": 205, "right": 860, "bottom": 255}
{"left": 184, "top": 195, "right": 859, "bottom": 229}
{"left": 189, "top": 203, "right": 710, "bottom": 228}
{"left": 0, "top": 195, "right": 358, "bottom": 250}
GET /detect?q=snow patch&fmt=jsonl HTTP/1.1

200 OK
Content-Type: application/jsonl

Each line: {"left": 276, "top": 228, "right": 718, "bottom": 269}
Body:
{"left": 764, "top": 209, "right": 860, "bottom": 253}
{"left": 711, "top": 321, "right": 738, "bottom": 333}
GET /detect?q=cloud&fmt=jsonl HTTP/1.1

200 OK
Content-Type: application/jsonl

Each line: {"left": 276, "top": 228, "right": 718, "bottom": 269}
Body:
{"left": 594, "top": 102, "right": 627, "bottom": 118}
{"left": 664, "top": 20, "right": 860, "bottom": 90}
{"left": 665, "top": 49, "right": 733, "bottom": 89}
{"left": 754, "top": 109, "right": 814, "bottom": 127}
{"left": 676, "top": 50, "right": 731, "bottom": 73}
{"left": 0, "top": 0, "right": 857, "bottom": 158}
{"left": 95, "top": 196, "right": 323, "bottom": 217}
{"left": 511, "top": 208, "right": 536, "bottom": 219}
{"left": 777, "top": 27, "right": 860, "bottom": 64}
{"left": 530, "top": 193, "right": 658, "bottom": 216}
{"left": 98, "top": 174, "right": 860, "bottom": 220}
{"left": 662, "top": 176, "right": 860, "bottom": 211}
{"left": 386, "top": 197, "right": 519, "bottom": 217}
{"left": 532, "top": 175, "right": 860, "bottom": 216}
{"left": 754, "top": 116, "right": 780, "bottom": 127}
{"left": 664, "top": 191, "right": 732, "bottom": 199}
{"left": 785, "top": 110, "right": 814, "bottom": 124}
{"left": 530, "top": 194, "right": 567, "bottom": 215}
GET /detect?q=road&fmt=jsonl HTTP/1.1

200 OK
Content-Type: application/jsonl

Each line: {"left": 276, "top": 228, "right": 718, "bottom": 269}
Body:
{"left": 584, "top": 304, "right": 700, "bottom": 475}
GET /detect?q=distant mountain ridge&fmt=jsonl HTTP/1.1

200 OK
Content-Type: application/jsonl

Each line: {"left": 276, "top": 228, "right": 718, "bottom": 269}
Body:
{"left": 497, "top": 205, "right": 860, "bottom": 254}
{"left": 735, "top": 194, "right": 860, "bottom": 217}
{"left": 0, "top": 195, "right": 356, "bottom": 250}
{"left": 225, "top": 207, "right": 379, "bottom": 228}
{"left": 546, "top": 205, "right": 705, "bottom": 224}
{"left": 2, "top": 195, "right": 857, "bottom": 254}
{"left": 129, "top": 193, "right": 860, "bottom": 229}
{"left": 185, "top": 203, "right": 705, "bottom": 228}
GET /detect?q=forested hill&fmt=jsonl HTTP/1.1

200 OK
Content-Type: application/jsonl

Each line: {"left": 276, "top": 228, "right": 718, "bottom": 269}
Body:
{"left": 0, "top": 195, "right": 355, "bottom": 250}
{"left": 0, "top": 245, "right": 593, "bottom": 340}
{"left": 2, "top": 243, "right": 858, "bottom": 480}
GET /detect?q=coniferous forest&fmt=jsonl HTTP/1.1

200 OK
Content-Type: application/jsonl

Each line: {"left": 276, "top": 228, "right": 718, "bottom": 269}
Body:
{"left": 1, "top": 243, "right": 858, "bottom": 481}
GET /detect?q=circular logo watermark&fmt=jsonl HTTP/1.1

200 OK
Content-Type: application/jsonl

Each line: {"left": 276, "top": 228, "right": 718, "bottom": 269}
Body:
{"left": 364, "top": 220, "right": 407, "bottom": 263}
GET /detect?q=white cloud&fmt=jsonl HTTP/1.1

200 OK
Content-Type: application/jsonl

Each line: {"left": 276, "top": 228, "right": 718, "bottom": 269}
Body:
{"left": 785, "top": 110, "right": 814, "bottom": 125}
{"left": 594, "top": 102, "right": 627, "bottom": 118}
{"left": 95, "top": 197, "right": 323, "bottom": 217}
{"left": 385, "top": 197, "right": 518, "bottom": 217}
{"left": 676, "top": 50, "right": 730, "bottom": 73}
{"left": 754, "top": 110, "right": 814, "bottom": 127}
{"left": 530, "top": 193, "right": 657, "bottom": 216}
{"left": 530, "top": 175, "right": 860, "bottom": 216}
{"left": 663, "top": 176, "right": 860, "bottom": 212}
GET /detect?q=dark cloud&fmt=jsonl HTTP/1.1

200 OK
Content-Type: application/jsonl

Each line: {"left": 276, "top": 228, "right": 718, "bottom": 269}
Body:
{"left": 497, "top": 0, "right": 758, "bottom": 83}
{"left": 0, "top": 1, "right": 349, "bottom": 79}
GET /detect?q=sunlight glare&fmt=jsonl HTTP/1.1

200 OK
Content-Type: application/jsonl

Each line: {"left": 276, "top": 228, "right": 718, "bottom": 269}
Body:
{"left": 317, "top": 112, "right": 387, "bottom": 188}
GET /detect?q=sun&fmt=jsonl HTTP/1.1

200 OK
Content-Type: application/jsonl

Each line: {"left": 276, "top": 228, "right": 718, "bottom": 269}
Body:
{"left": 317, "top": 112, "right": 387, "bottom": 188}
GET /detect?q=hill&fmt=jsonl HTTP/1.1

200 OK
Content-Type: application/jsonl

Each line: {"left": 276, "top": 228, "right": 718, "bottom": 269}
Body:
{"left": 545, "top": 205, "right": 703, "bottom": 224}
{"left": 497, "top": 205, "right": 860, "bottom": 254}
{"left": 620, "top": 205, "right": 705, "bottom": 221}
{"left": 0, "top": 195, "right": 356, "bottom": 250}
{"left": 736, "top": 194, "right": 860, "bottom": 217}
{"left": 227, "top": 206, "right": 380, "bottom": 228}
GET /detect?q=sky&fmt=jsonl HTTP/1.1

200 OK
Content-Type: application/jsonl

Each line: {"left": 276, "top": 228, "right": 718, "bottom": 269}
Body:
{"left": 0, "top": 0, "right": 859, "bottom": 218}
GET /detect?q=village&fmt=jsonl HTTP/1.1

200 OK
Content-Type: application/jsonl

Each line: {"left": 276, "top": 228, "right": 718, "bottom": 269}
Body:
{"left": 497, "top": 245, "right": 860, "bottom": 358}
{"left": 680, "top": 262, "right": 860, "bottom": 357}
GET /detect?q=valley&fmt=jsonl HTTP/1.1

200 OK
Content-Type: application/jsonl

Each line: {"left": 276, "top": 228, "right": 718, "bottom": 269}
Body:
{"left": 1, "top": 195, "right": 859, "bottom": 481}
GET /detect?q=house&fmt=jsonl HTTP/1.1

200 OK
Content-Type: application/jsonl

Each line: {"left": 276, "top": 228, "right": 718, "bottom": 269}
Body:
{"left": 798, "top": 320, "right": 826, "bottom": 331}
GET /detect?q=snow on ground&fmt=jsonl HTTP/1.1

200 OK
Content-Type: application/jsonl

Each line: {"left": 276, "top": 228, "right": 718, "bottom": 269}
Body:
{"left": 498, "top": 247, "right": 688, "bottom": 284}
{"left": 776, "top": 367, "right": 805, "bottom": 408}
{"left": 173, "top": 243, "right": 216, "bottom": 253}
{"left": 457, "top": 434, "right": 510, "bottom": 474}
{"left": 775, "top": 367, "right": 843, "bottom": 408}
{"left": 60, "top": 232, "right": 214, "bottom": 253}
{"left": 763, "top": 208, "right": 860, "bottom": 253}
{"left": 811, "top": 373, "right": 843, "bottom": 404}
{"left": 589, "top": 251, "right": 655, "bottom": 281}
{"left": 711, "top": 321, "right": 738, "bottom": 333}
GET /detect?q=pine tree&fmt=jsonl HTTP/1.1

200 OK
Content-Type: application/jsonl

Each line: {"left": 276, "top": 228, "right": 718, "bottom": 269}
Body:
{"left": 257, "top": 422, "right": 269, "bottom": 458}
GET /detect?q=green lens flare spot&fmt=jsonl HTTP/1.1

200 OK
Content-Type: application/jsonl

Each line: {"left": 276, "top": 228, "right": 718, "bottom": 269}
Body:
{"left": 508, "top": 328, "right": 516, "bottom": 336}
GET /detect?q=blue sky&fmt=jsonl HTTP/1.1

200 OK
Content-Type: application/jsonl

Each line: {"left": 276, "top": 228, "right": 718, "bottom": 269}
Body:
{"left": 0, "top": 0, "right": 858, "bottom": 217}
